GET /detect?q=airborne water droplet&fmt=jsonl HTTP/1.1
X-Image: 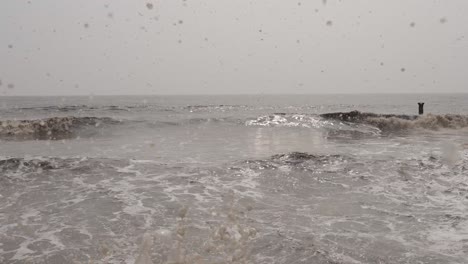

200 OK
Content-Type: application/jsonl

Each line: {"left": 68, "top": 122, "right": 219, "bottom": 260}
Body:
{"left": 178, "top": 206, "right": 188, "bottom": 219}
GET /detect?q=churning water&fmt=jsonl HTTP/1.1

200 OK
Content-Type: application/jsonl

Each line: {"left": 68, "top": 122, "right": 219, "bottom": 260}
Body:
{"left": 1, "top": 94, "right": 467, "bottom": 264}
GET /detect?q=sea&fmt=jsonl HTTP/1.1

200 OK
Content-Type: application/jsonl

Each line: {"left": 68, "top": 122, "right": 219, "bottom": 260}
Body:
{"left": 0, "top": 94, "right": 467, "bottom": 264}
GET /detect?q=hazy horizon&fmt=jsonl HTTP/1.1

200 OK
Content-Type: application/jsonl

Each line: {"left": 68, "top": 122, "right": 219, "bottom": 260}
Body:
{"left": 2, "top": 92, "right": 468, "bottom": 99}
{"left": 1, "top": 0, "right": 467, "bottom": 96}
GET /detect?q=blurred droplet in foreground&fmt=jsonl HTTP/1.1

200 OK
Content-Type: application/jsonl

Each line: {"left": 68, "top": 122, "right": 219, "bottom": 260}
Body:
{"left": 441, "top": 142, "right": 460, "bottom": 167}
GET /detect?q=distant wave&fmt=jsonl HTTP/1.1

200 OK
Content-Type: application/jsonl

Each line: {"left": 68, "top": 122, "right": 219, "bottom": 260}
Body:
{"left": 16, "top": 105, "right": 129, "bottom": 112}
{"left": 0, "top": 116, "right": 121, "bottom": 140}
{"left": 144, "top": 117, "right": 244, "bottom": 128}
{"left": 321, "top": 111, "right": 468, "bottom": 132}
{"left": 11, "top": 104, "right": 251, "bottom": 114}
{"left": 184, "top": 104, "right": 249, "bottom": 111}
{"left": 183, "top": 117, "right": 243, "bottom": 125}
{"left": 6, "top": 104, "right": 180, "bottom": 114}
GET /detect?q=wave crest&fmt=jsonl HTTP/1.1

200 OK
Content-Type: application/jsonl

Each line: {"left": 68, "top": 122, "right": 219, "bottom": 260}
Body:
{"left": 246, "top": 114, "right": 333, "bottom": 128}
{"left": 246, "top": 113, "right": 382, "bottom": 137}
{"left": 0, "top": 116, "right": 120, "bottom": 140}
{"left": 366, "top": 114, "right": 468, "bottom": 131}
{"left": 321, "top": 111, "right": 468, "bottom": 132}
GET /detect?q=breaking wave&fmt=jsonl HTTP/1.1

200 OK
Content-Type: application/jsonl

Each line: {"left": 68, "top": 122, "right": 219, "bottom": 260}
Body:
{"left": 366, "top": 114, "right": 468, "bottom": 131}
{"left": 0, "top": 116, "right": 121, "bottom": 140}
{"left": 245, "top": 113, "right": 382, "bottom": 137}
{"left": 321, "top": 111, "right": 468, "bottom": 132}
{"left": 246, "top": 113, "right": 327, "bottom": 128}
{"left": 2, "top": 110, "right": 466, "bottom": 142}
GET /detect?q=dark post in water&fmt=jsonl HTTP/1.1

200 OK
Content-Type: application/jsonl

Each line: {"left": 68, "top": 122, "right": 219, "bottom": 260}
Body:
{"left": 418, "top": 102, "right": 424, "bottom": 115}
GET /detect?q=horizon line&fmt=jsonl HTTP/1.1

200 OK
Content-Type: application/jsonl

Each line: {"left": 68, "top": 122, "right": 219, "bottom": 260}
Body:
{"left": 1, "top": 92, "right": 468, "bottom": 97}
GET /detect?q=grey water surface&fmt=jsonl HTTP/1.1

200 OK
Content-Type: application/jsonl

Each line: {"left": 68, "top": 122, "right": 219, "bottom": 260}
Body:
{"left": 1, "top": 94, "right": 467, "bottom": 264}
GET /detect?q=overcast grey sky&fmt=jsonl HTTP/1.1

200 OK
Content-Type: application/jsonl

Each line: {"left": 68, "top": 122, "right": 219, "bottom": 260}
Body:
{"left": 1, "top": 0, "right": 467, "bottom": 95}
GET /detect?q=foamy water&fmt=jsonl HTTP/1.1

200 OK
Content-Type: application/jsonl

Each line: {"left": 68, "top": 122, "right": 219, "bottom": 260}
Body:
{"left": 1, "top": 95, "right": 467, "bottom": 263}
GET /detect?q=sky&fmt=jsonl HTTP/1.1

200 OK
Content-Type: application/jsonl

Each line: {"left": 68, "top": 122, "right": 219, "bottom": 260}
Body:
{"left": 0, "top": 0, "right": 467, "bottom": 96}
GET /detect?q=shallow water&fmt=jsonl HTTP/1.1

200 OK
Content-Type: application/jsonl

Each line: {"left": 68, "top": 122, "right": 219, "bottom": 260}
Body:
{"left": 1, "top": 94, "right": 467, "bottom": 263}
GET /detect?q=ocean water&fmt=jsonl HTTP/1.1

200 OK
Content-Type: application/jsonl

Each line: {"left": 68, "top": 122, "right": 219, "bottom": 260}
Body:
{"left": 0, "top": 94, "right": 467, "bottom": 264}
